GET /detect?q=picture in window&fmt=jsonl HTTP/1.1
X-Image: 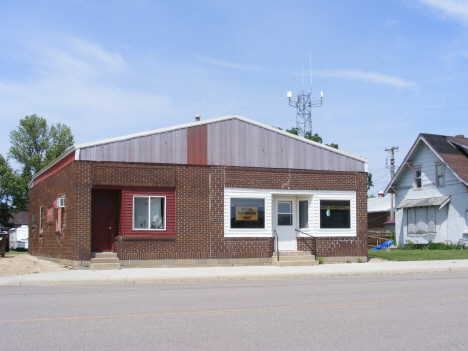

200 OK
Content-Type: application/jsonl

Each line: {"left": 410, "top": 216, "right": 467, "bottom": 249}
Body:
{"left": 133, "top": 196, "right": 165, "bottom": 230}
{"left": 320, "top": 200, "right": 350, "bottom": 228}
{"left": 230, "top": 198, "right": 265, "bottom": 229}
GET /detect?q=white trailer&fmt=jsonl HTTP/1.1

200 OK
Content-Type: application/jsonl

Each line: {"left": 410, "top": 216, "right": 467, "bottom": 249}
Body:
{"left": 9, "top": 225, "right": 29, "bottom": 250}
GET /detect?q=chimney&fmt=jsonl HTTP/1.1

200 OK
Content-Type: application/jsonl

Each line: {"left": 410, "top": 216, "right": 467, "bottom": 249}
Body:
{"left": 378, "top": 191, "right": 384, "bottom": 198}
{"left": 195, "top": 115, "right": 201, "bottom": 122}
{"left": 455, "top": 135, "right": 465, "bottom": 138}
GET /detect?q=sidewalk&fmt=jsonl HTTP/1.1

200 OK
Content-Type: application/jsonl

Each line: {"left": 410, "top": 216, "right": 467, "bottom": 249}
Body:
{"left": 1, "top": 259, "right": 468, "bottom": 286}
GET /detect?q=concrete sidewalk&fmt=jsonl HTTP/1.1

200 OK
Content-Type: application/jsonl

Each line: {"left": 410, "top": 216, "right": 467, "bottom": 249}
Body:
{"left": 1, "top": 259, "right": 468, "bottom": 286}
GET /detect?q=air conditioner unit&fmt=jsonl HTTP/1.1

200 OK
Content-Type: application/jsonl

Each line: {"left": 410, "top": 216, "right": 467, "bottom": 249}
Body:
{"left": 57, "top": 198, "right": 65, "bottom": 208}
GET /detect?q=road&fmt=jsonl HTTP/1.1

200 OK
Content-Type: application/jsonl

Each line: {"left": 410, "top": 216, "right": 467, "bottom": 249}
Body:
{"left": 1, "top": 271, "right": 468, "bottom": 350}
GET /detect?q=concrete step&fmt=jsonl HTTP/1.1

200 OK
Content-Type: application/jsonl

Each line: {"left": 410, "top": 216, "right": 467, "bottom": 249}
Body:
{"left": 90, "top": 262, "right": 121, "bottom": 270}
{"left": 91, "top": 252, "right": 118, "bottom": 259}
{"left": 90, "top": 252, "right": 121, "bottom": 270}
{"left": 272, "top": 252, "right": 318, "bottom": 266}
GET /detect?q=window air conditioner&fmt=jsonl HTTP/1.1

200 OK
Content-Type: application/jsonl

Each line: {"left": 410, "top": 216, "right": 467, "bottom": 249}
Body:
{"left": 57, "top": 198, "right": 65, "bottom": 208}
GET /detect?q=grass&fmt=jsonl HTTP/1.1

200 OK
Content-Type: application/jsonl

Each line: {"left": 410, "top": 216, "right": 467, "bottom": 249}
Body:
{"left": 5, "top": 249, "right": 29, "bottom": 255}
{"left": 368, "top": 249, "right": 468, "bottom": 261}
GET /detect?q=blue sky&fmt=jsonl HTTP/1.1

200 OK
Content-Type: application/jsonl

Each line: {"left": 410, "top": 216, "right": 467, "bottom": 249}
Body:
{"left": 1, "top": 0, "right": 467, "bottom": 195}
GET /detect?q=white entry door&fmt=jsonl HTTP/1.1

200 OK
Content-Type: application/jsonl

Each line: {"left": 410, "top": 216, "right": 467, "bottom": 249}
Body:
{"left": 275, "top": 199, "right": 296, "bottom": 251}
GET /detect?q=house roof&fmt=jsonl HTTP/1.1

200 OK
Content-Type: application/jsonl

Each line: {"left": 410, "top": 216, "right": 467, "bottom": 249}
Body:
{"left": 385, "top": 133, "right": 468, "bottom": 194}
{"left": 396, "top": 195, "right": 450, "bottom": 209}
{"left": 30, "top": 115, "right": 369, "bottom": 188}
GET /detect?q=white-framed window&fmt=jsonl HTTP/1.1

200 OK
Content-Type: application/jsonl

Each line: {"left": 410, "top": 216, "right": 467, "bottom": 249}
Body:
{"left": 133, "top": 196, "right": 166, "bottom": 230}
{"left": 464, "top": 209, "right": 468, "bottom": 234}
{"left": 435, "top": 163, "right": 445, "bottom": 187}
{"left": 407, "top": 207, "right": 436, "bottom": 234}
{"left": 230, "top": 198, "right": 265, "bottom": 229}
{"left": 414, "top": 167, "right": 422, "bottom": 189}
{"left": 320, "top": 200, "right": 351, "bottom": 229}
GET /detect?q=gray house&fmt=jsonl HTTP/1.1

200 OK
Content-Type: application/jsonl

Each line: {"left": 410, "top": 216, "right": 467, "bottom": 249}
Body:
{"left": 385, "top": 134, "right": 468, "bottom": 245}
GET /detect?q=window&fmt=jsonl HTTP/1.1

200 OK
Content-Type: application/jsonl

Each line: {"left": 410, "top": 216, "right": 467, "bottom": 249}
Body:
{"left": 465, "top": 210, "right": 468, "bottom": 233}
{"left": 436, "top": 164, "right": 445, "bottom": 187}
{"left": 133, "top": 196, "right": 165, "bottom": 230}
{"left": 299, "top": 200, "right": 309, "bottom": 228}
{"left": 32, "top": 213, "right": 36, "bottom": 226}
{"left": 277, "top": 201, "right": 292, "bottom": 226}
{"left": 230, "top": 198, "right": 265, "bottom": 229}
{"left": 407, "top": 207, "right": 436, "bottom": 234}
{"left": 320, "top": 200, "right": 350, "bottom": 229}
{"left": 40, "top": 207, "right": 44, "bottom": 233}
{"left": 414, "top": 167, "right": 422, "bottom": 189}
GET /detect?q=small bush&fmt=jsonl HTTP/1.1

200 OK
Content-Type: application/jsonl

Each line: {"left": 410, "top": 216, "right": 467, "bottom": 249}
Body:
{"left": 317, "top": 257, "right": 324, "bottom": 264}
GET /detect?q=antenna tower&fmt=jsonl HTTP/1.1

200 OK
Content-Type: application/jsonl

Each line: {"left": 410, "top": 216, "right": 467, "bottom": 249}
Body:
{"left": 287, "top": 55, "right": 323, "bottom": 137}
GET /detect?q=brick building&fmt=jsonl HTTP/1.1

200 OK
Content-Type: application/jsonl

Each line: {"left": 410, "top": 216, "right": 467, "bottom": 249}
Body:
{"left": 28, "top": 115, "right": 369, "bottom": 267}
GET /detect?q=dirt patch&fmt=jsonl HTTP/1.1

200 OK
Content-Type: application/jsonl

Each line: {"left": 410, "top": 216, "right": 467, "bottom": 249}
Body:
{"left": 0, "top": 254, "right": 71, "bottom": 277}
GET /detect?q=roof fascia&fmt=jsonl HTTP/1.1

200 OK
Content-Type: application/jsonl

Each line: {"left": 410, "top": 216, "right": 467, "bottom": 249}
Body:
{"left": 28, "top": 146, "right": 75, "bottom": 188}
{"left": 448, "top": 139, "right": 468, "bottom": 151}
{"left": 74, "top": 114, "right": 369, "bottom": 164}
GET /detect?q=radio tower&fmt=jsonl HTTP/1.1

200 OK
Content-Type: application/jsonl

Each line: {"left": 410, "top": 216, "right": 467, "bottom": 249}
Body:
{"left": 287, "top": 55, "right": 323, "bottom": 137}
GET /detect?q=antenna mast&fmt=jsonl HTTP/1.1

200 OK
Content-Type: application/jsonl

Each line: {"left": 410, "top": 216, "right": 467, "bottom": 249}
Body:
{"left": 287, "top": 55, "right": 323, "bottom": 137}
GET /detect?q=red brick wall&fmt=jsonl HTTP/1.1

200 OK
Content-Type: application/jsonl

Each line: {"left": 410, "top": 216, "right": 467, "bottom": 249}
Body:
{"left": 29, "top": 161, "right": 368, "bottom": 261}
{"left": 368, "top": 212, "right": 390, "bottom": 231}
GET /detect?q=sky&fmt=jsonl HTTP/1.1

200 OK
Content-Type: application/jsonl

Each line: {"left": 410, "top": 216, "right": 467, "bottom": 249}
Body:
{"left": 1, "top": 0, "right": 467, "bottom": 195}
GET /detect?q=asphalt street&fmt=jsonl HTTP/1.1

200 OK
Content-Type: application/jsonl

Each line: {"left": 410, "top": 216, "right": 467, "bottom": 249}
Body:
{"left": 1, "top": 271, "right": 468, "bottom": 350}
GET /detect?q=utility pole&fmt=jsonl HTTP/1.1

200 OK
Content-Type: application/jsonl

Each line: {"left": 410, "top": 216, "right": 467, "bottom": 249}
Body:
{"left": 385, "top": 146, "right": 399, "bottom": 220}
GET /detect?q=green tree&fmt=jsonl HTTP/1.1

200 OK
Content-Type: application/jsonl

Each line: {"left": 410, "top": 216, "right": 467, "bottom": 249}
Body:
{"left": 367, "top": 173, "right": 374, "bottom": 191}
{"left": 0, "top": 154, "right": 28, "bottom": 227}
{"left": 284, "top": 127, "right": 337, "bottom": 149}
{"left": 8, "top": 115, "right": 74, "bottom": 210}
{"left": 9, "top": 115, "right": 74, "bottom": 179}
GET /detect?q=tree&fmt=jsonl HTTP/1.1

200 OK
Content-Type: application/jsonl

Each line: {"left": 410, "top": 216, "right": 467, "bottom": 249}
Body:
{"left": 9, "top": 115, "right": 74, "bottom": 179}
{"left": 0, "top": 154, "right": 27, "bottom": 227}
{"left": 8, "top": 115, "right": 74, "bottom": 210}
{"left": 284, "top": 127, "right": 337, "bottom": 149}
{"left": 367, "top": 173, "right": 374, "bottom": 191}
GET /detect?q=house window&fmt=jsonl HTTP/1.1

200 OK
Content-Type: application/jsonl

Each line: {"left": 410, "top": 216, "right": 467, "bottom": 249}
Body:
{"left": 133, "top": 196, "right": 165, "bottom": 230}
{"left": 32, "top": 213, "right": 36, "bottom": 226}
{"left": 436, "top": 164, "right": 445, "bottom": 187}
{"left": 230, "top": 198, "right": 265, "bottom": 229}
{"left": 414, "top": 167, "right": 422, "bottom": 189}
{"left": 465, "top": 210, "right": 468, "bottom": 233}
{"left": 407, "top": 207, "right": 436, "bottom": 234}
{"left": 299, "top": 200, "right": 309, "bottom": 229}
{"left": 40, "top": 207, "right": 44, "bottom": 233}
{"left": 320, "top": 200, "right": 350, "bottom": 229}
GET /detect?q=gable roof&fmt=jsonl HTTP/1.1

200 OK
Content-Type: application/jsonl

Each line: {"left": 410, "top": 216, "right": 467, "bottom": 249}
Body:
{"left": 385, "top": 133, "right": 468, "bottom": 193}
{"left": 30, "top": 115, "right": 369, "bottom": 188}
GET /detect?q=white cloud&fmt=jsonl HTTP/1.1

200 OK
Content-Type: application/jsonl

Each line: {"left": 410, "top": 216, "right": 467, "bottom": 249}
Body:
{"left": 416, "top": 0, "right": 468, "bottom": 24}
{"left": 318, "top": 69, "right": 419, "bottom": 91}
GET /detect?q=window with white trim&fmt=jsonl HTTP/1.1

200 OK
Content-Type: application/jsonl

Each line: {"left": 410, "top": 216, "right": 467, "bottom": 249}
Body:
{"left": 320, "top": 200, "right": 351, "bottom": 229}
{"left": 465, "top": 209, "right": 468, "bottom": 233}
{"left": 435, "top": 164, "right": 445, "bottom": 187}
{"left": 133, "top": 196, "right": 165, "bottom": 230}
{"left": 40, "top": 207, "right": 44, "bottom": 233}
{"left": 230, "top": 198, "right": 265, "bottom": 229}
{"left": 414, "top": 167, "right": 422, "bottom": 189}
{"left": 407, "top": 207, "right": 436, "bottom": 234}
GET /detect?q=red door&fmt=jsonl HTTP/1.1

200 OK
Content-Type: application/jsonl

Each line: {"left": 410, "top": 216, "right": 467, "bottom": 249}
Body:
{"left": 91, "top": 192, "right": 117, "bottom": 252}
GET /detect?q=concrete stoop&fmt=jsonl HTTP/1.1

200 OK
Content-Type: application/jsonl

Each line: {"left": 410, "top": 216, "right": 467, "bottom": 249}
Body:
{"left": 272, "top": 251, "right": 318, "bottom": 266}
{"left": 90, "top": 252, "right": 121, "bottom": 270}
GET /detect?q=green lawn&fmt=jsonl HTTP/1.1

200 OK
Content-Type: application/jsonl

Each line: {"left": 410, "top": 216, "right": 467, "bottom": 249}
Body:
{"left": 368, "top": 249, "right": 468, "bottom": 261}
{"left": 5, "top": 249, "right": 29, "bottom": 255}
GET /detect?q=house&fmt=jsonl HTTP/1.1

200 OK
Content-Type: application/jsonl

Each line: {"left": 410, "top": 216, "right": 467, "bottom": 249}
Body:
{"left": 367, "top": 191, "right": 393, "bottom": 231}
{"left": 28, "top": 115, "right": 369, "bottom": 267}
{"left": 385, "top": 133, "right": 468, "bottom": 246}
